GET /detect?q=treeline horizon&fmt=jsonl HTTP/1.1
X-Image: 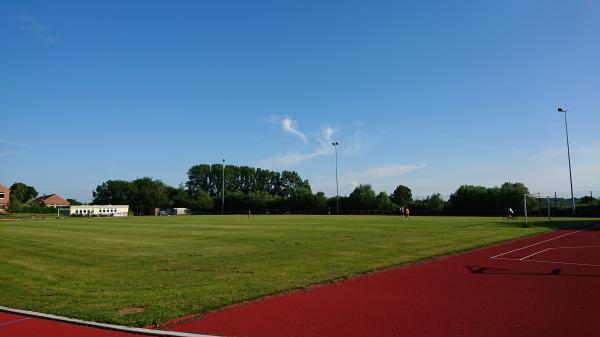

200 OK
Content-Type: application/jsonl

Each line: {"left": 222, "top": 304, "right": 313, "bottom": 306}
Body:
{"left": 4, "top": 163, "right": 598, "bottom": 215}
{"left": 88, "top": 163, "right": 599, "bottom": 215}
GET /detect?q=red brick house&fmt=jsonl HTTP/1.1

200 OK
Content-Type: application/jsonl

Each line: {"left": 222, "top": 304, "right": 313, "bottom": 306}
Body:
{"left": 33, "top": 194, "right": 70, "bottom": 208}
{"left": 0, "top": 184, "right": 10, "bottom": 211}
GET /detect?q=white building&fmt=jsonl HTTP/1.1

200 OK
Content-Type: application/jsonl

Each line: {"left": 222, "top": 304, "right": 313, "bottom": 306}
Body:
{"left": 70, "top": 205, "right": 129, "bottom": 217}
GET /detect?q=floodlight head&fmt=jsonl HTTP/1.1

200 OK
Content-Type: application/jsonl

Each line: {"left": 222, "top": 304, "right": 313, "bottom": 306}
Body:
{"left": 332, "top": 142, "right": 339, "bottom": 146}
{"left": 558, "top": 107, "right": 568, "bottom": 112}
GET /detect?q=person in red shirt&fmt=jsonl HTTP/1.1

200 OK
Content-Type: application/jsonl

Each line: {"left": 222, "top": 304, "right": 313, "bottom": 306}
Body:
{"left": 404, "top": 207, "right": 410, "bottom": 219}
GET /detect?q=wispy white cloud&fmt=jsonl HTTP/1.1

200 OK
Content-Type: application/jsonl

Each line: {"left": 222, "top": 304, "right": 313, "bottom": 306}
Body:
{"left": 12, "top": 14, "right": 47, "bottom": 32}
{"left": 316, "top": 126, "right": 335, "bottom": 151}
{"left": 258, "top": 126, "right": 335, "bottom": 167}
{"left": 259, "top": 116, "right": 368, "bottom": 168}
{"left": 281, "top": 117, "right": 308, "bottom": 144}
{"left": 0, "top": 138, "right": 30, "bottom": 156}
{"left": 531, "top": 143, "right": 600, "bottom": 159}
{"left": 6, "top": 13, "right": 60, "bottom": 43}
{"left": 0, "top": 139, "right": 30, "bottom": 148}
{"left": 258, "top": 151, "right": 321, "bottom": 167}
{"left": 342, "top": 131, "right": 368, "bottom": 156}
{"left": 310, "top": 162, "right": 427, "bottom": 196}
{"left": 344, "top": 163, "right": 427, "bottom": 181}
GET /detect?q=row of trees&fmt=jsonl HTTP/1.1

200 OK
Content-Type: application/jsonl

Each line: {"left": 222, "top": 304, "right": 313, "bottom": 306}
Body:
{"left": 329, "top": 184, "right": 416, "bottom": 212}
{"left": 446, "top": 182, "right": 531, "bottom": 211}
{"left": 90, "top": 163, "right": 537, "bottom": 214}
{"left": 186, "top": 164, "right": 312, "bottom": 199}
{"left": 91, "top": 164, "right": 423, "bottom": 213}
{"left": 92, "top": 165, "right": 327, "bottom": 213}
{"left": 7, "top": 163, "right": 596, "bottom": 215}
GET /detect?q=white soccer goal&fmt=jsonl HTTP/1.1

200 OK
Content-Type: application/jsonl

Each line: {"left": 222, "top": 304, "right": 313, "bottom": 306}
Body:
{"left": 523, "top": 193, "right": 551, "bottom": 226}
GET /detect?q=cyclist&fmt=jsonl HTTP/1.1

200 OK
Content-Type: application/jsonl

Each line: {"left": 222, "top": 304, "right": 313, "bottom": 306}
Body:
{"left": 507, "top": 207, "right": 514, "bottom": 219}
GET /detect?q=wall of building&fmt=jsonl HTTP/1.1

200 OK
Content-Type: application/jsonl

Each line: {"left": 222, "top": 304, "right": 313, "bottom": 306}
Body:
{"left": 70, "top": 205, "right": 129, "bottom": 217}
{"left": 0, "top": 185, "right": 10, "bottom": 210}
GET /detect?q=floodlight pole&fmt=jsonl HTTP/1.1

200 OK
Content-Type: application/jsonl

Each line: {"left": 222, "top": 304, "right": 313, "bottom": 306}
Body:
{"left": 559, "top": 108, "right": 575, "bottom": 215}
{"left": 332, "top": 142, "right": 340, "bottom": 214}
{"left": 524, "top": 194, "right": 528, "bottom": 227}
{"left": 221, "top": 159, "right": 225, "bottom": 215}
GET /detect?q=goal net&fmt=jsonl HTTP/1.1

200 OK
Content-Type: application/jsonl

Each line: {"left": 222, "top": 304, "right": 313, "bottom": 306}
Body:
{"left": 523, "top": 193, "right": 552, "bottom": 226}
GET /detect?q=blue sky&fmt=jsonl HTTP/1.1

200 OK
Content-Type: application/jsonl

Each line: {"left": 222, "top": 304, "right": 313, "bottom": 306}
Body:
{"left": 1, "top": 0, "right": 599, "bottom": 202}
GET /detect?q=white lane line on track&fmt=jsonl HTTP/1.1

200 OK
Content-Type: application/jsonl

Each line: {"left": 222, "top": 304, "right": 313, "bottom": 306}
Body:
{"left": 519, "top": 248, "right": 552, "bottom": 261}
{"left": 523, "top": 259, "right": 600, "bottom": 268}
{"left": 551, "top": 246, "right": 600, "bottom": 249}
{"left": 0, "top": 306, "right": 219, "bottom": 337}
{"left": 492, "top": 256, "right": 600, "bottom": 267}
{"left": 491, "top": 229, "right": 588, "bottom": 259}
{"left": 0, "top": 317, "right": 32, "bottom": 328}
{"left": 517, "top": 245, "right": 600, "bottom": 261}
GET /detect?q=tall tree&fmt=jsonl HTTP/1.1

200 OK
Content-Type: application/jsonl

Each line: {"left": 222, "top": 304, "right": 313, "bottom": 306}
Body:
{"left": 130, "top": 177, "right": 170, "bottom": 212}
{"left": 9, "top": 182, "right": 38, "bottom": 203}
{"left": 390, "top": 185, "right": 412, "bottom": 206}
{"left": 499, "top": 182, "right": 529, "bottom": 211}
{"left": 186, "top": 164, "right": 212, "bottom": 195}
{"left": 311, "top": 192, "right": 328, "bottom": 211}
{"left": 425, "top": 193, "right": 445, "bottom": 211}
{"left": 374, "top": 191, "right": 395, "bottom": 211}
{"left": 447, "top": 182, "right": 531, "bottom": 211}
{"left": 191, "top": 189, "right": 214, "bottom": 210}
{"left": 348, "top": 184, "right": 376, "bottom": 210}
{"left": 447, "top": 185, "right": 487, "bottom": 210}
{"left": 168, "top": 185, "right": 193, "bottom": 208}
{"left": 92, "top": 180, "right": 133, "bottom": 205}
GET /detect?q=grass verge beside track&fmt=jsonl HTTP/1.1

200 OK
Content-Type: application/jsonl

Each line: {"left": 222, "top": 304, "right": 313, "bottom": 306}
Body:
{"left": 0, "top": 215, "right": 595, "bottom": 326}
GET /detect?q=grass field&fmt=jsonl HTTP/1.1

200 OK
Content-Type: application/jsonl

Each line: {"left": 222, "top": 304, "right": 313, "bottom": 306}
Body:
{"left": 0, "top": 215, "right": 596, "bottom": 327}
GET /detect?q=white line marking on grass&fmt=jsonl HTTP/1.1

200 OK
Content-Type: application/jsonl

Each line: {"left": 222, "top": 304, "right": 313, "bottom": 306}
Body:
{"left": 0, "top": 317, "right": 32, "bottom": 328}
{"left": 0, "top": 306, "right": 219, "bottom": 337}
{"left": 491, "top": 229, "right": 587, "bottom": 259}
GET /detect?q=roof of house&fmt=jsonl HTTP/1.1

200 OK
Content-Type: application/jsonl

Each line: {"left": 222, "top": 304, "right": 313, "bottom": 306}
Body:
{"left": 33, "top": 194, "right": 70, "bottom": 206}
{"left": 0, "top": 184, "right": 9, "bottom": 192}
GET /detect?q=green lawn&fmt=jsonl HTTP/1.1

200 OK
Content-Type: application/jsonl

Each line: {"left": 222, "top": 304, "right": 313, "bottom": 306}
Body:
{"left": 0, "top": 215, "right": 594, "bottom": 327}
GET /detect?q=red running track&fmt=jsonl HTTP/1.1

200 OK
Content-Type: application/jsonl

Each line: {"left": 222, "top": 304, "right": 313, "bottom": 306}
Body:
{"left": 0, "top": 312, "right": 140, "bottom": 337}
{"left": 168, "top": 227, "right": 600, "bottom": 337}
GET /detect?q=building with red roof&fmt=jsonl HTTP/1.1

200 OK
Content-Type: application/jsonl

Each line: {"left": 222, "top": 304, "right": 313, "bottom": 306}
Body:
{"left": 32, "top": 194, "right": 70, "bottom": 208}
{"left": 0, "top": 184, "right": 10, "bottom": 211}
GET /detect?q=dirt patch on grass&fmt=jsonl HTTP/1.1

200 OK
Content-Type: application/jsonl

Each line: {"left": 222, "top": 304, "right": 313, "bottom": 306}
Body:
{"left": 116, "top": 306, "right": 146, "bottom": 316}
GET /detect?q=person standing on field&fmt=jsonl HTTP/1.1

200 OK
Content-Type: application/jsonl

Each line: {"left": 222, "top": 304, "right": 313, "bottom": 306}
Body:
{"left": 404, "top": 207, "right": 410, "bottom": 219}
{"left": 399, "top": 206, "right": 404, "bottom": 219}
